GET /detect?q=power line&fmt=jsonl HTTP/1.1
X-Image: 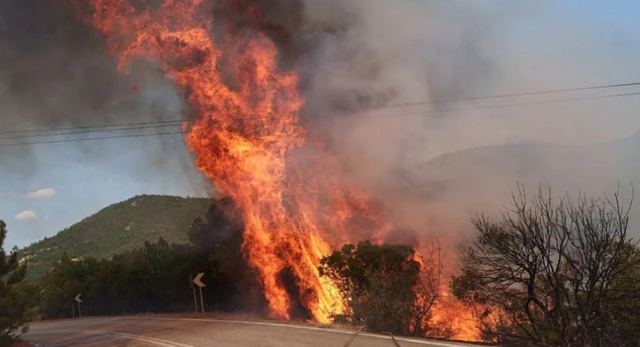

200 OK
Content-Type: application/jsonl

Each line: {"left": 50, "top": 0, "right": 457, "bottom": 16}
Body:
{"left": 349, "top": 90, "right": 640, "bottom": 119}
{"left": 0, "top": 131, "right": 184, "bottom": 147}
{"left": 0, "top": 119, "right": 186, "bottom": 136}
{"left": 3, "top": 80, "right": 640, "bottom": 136}
{"left": 0, "top": 123, "right": 182, "bottom": 140}
{"left": 3, "top": 88, "right": 640, "bottom": 147}
{"left": 2, "top": 90, "right": 640, "bottom": 146}
{"left": 380, "top": 81, "right": 640, "bottom": 109}
{"left": 2, "top": 82, "right": 640, "bottom": 147}
{"left": 464, "top": 90, "right": 640, "bottom": 112}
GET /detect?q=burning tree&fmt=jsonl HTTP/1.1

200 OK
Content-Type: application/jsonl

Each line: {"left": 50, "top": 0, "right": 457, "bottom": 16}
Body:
{"left": 74, "top": 0, "right": 484, "bottom": 340}
{"left": 77, "top": 0, "right": 391, "bottom": 323}
{"left": 453, "top": 187, "right": 640, "bottom": 346}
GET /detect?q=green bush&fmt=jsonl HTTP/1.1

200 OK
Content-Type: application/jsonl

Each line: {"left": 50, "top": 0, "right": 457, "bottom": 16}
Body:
{"left": 0, "top": 221, "right": 33, "bottom": 344}
{"left": 319, "top": 241, "right": 442, "bottom": 337}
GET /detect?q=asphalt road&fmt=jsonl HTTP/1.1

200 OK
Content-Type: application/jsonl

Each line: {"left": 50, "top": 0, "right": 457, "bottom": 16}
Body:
{"left": 23, "top": 315, "right": 482, "bottom": 347}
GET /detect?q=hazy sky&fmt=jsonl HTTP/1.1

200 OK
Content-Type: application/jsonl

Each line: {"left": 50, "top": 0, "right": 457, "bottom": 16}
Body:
{"left": 2, "top": 0, "right": 640, "bottom": 248}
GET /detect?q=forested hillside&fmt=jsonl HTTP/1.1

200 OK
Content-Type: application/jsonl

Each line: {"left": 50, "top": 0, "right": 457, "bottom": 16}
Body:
{"left": 21, "top": 195, "right": 212, "bottom": 279}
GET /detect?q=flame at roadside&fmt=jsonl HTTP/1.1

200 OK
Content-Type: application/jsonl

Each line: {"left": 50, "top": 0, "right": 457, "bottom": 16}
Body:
{"left": 80, "top": 0, "right": 491, "bottom": 340}
{"left": 83, "top": 0, "right": 388, "bottom": 322}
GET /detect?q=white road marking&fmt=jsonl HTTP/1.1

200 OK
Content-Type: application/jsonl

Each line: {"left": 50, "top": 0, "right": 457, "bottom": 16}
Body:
{"left": 109, "top": 332, "right": 195, "bottom": 347}
{"left": 134, "top": 317, "right": 476, "bottom": 347}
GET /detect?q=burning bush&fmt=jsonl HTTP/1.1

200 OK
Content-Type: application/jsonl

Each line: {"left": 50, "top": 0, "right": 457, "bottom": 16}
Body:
{"left": 319, "top": 241, "right": 446, "bottom": 337}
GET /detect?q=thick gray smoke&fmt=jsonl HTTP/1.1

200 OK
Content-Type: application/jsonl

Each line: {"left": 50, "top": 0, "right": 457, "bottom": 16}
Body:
{"left": 2, "top": 0, "right": 639, "bottom": 248}
{"left": 0, "top": 0, "right": 209, "bottom": 193}
{"left": 245, "top": 0, "right": 640, "bottom": 247}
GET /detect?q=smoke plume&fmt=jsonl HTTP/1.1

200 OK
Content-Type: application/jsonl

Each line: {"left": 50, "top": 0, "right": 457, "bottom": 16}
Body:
{"left": 213, "top": 0, "right": 640, "bottom": 247}
{"left": 2, "top": 0, "right": 639, "bottom": 249}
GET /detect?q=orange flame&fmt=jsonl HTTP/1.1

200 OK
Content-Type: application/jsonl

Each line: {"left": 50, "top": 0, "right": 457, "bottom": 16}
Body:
{"left": 430, "top": 289, "right": 482, "bottom": 341}
{"left": 82, "top": 0, "right": 490, "bottom": 339}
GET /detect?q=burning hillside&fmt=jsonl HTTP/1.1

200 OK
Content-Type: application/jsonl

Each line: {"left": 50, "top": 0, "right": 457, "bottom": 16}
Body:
{"left": 74, "top": 0, "right": 486, "bottom": 340}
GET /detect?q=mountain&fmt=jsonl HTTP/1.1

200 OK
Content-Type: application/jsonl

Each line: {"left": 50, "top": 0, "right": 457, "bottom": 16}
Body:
{"left": 395, "top": 132, "right": 640, "bottom": 239}
{"left": 419, "top": 132, "right": 639, "bottom": 195}
{"left": 21, "top": 195, "right": 213, "bottom": 280}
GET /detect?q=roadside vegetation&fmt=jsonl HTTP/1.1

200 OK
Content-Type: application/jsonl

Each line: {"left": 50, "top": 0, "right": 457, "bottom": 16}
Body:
{"left": 36, "top": 200, "right": 261, "bottom": 319}
{"left": 3, "top": 187, "right": 640, "bottom": 346}
{"left": 453, "top": 187, "right": 640, "bottom": 346}
{"left": 319, "top": 241, "right": 447, "bottom": 337}
{"left": 0, "top": 221, "right": 34, "bottom": 345}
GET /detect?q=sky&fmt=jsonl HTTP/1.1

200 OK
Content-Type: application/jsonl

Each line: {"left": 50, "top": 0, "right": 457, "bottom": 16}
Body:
{"left": 1, "top": 0, "right": 640, "bottom": 248}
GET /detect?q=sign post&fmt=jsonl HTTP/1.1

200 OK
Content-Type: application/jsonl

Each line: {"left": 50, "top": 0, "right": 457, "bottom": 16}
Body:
{"left": 192, "top": 272, "right": 206, "bottom": 313}
{"left": 192, "top": 280, "right": 199, "bottom": 313}
{"left": 74, "top": 293, "right": 82, "bottom": 319}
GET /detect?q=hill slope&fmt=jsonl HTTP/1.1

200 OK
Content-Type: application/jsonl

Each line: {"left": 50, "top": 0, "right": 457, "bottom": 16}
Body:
{"left": 21, "top": 195, "right": 213, "bottom": 280}
{"left": 395, "top": 132, "right": 640, "bottom": 240}
{"left": 418, "top": 132, "right": 639, "bottom": 198}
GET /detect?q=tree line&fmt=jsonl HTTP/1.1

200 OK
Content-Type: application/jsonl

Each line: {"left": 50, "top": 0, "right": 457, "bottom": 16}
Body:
{"left": 2, "top": 188, "right": 640, "bottom": 346}
{"left": 34, "top": 198, "right": 262, "bottom": 319}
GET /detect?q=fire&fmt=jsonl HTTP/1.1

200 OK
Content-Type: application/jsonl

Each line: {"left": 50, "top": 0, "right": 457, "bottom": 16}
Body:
{"left": 82, "top": 0, "right": 385, "bottom": 322}
{"left": 412, "top": 247, "right": 490, "bottom": 341}
{"left": 80, "top": 0, "right": 489, "bottom": 340}
{"left": 430, "top": 289, "right": 483, "bottom": 341}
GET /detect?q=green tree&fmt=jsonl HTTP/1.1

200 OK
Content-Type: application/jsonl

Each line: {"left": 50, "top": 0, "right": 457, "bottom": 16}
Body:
{"left": 39, "top": 253, "right": 100, "bottom": 319}
{"left": 37, "top": 200, "right": 255, "bottom": 319}
{"left": 39, "top": 238, "right": 198, "bottom": 318}
{"left": 453, "top": 187, "right": 640, "bottom": 346}
{"left": 319, "top": 241, "right": 442, "bottom": 337}
{"left": 0, "top": 220, "right": 32, "bottom": 344}
{"left": 188, "top": 200, "right": 264, "bottom": 312}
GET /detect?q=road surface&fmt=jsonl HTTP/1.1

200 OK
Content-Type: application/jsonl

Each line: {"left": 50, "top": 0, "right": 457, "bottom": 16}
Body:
{"left": 23, "top": 315, "right": 483, "bottom": 347}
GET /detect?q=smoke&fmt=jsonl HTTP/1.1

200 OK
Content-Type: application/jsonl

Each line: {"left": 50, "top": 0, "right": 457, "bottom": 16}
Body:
{"left": 2, "top": 0, "right": 639, "bottom": 247}
{"left": 224, "top": 0, "right": 640, "bottom": 247}
{"left": 0, "top": 0, "right": 209, "bottom": 194}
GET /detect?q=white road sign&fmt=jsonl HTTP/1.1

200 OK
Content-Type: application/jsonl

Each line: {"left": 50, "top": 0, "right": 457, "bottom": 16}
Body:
{"left": 193, "top": 272, "right": 206, "bottom": 288}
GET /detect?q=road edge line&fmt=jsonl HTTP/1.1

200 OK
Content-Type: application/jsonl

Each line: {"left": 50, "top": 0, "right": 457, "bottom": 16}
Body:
{"left": 109, "top": 332, "right": 195, "bottom": 347}
{"left": 132, "top": 317, "right": 471, "bottom": 347}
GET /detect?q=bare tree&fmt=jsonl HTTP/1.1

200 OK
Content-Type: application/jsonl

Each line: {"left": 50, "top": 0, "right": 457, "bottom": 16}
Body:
{"left": 453, "top": 186, "right": 640, "bottom": 346}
